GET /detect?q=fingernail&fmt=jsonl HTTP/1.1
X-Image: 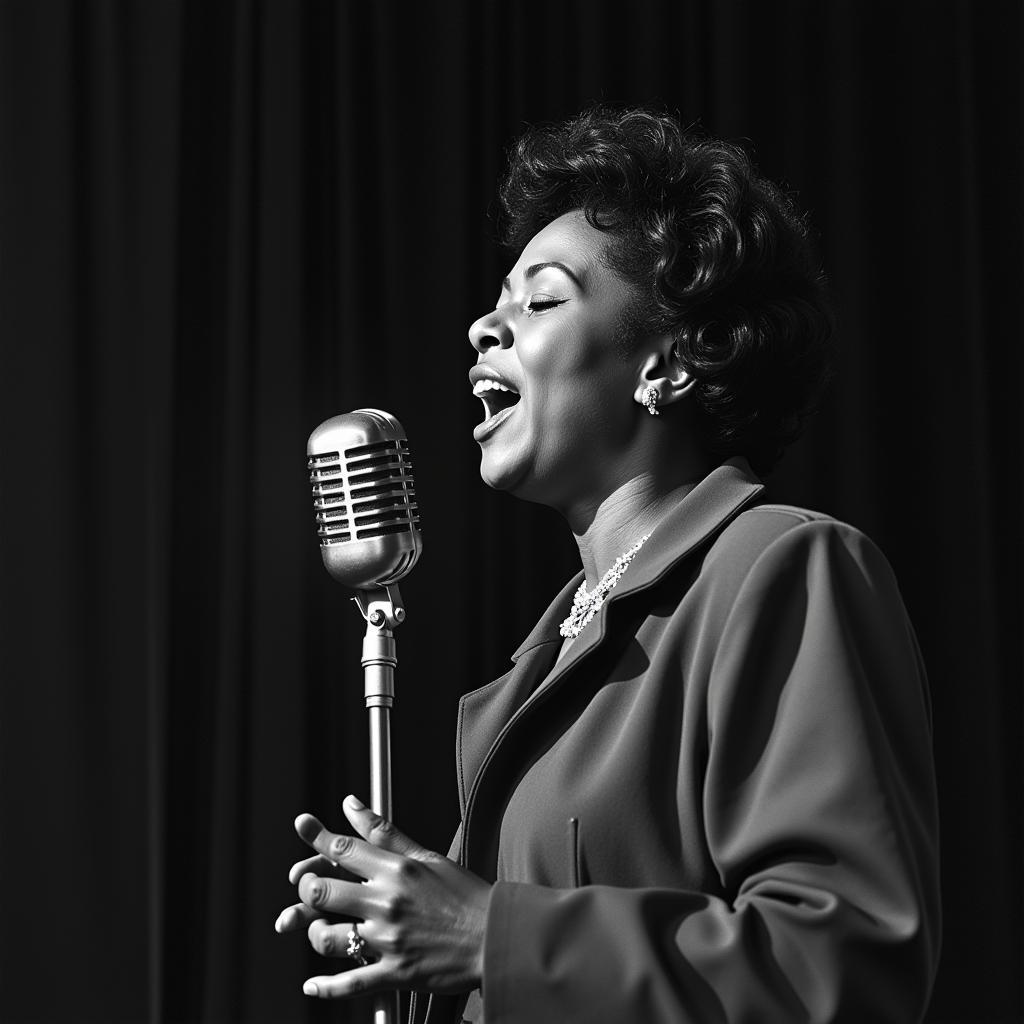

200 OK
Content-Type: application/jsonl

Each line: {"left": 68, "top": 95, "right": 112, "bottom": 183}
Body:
{"left": 303, "top": 981, "right": 319, "bottom": 997}
{"left": 345, "top": 794, "right": 365, "bottom": 810}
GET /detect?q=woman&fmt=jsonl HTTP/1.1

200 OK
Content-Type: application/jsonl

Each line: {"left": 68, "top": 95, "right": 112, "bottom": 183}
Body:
{"left": 275, "top": 106, "right": 941, "bottom": 1023}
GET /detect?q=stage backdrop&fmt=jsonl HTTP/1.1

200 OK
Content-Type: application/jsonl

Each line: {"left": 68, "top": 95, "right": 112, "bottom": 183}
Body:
{"left": 0, "top": 2, "right": 1020, "bottom": 1022}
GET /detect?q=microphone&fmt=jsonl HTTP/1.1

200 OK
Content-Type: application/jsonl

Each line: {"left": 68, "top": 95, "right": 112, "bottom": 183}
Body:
{"left": 306, "top": 409, "right": 423, "bottom": 590}
{"left": 307, "top": 408, "right": 418, "bottom": 1024}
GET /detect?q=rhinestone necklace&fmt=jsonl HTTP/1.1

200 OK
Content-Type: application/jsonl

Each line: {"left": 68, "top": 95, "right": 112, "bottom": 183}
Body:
{"left": 559, "top": 533, "right": 651, "bottom": 639}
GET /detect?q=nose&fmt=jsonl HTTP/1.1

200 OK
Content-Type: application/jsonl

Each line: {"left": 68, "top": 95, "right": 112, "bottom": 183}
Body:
{"left": 468, "top": 307, "right": 512, "bottom": 354}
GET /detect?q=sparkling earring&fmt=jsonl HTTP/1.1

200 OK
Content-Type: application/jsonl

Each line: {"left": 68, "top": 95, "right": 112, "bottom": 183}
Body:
{"left": 642, "top": 386, "right": 660, "bottom": 416}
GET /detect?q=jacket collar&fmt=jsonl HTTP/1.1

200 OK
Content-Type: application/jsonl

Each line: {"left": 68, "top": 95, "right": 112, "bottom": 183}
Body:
{"left": 509, "top": 456, "right": 764, "bottom": 664}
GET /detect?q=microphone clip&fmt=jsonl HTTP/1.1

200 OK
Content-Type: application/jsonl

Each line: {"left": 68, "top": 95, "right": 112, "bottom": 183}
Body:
{"left": 351, "top": 584, "right": 407, "bottom": 631}
{"left": 353, "top": 584, "right": 405, "bottom": 712}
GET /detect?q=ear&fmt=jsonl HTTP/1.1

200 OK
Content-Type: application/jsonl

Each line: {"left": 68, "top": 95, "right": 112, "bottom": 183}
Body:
{"left": 633, "top": 336, "right": 696, "bottom": 409}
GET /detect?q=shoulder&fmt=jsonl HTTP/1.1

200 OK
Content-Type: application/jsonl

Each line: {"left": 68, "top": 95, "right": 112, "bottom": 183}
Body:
{"left": 715, "top": 502, "right": 862, "bottom": 551}
{"left": 696, "top": 502, "right": 901, "bottom": 609}
{"left": 710, "top": 502, "right": 890, "bottom": 571}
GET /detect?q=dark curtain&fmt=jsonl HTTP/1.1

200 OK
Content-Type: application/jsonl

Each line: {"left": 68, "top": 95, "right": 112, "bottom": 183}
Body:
{"left": 0, "top": 1, "right": 1019, "bottom": 1022}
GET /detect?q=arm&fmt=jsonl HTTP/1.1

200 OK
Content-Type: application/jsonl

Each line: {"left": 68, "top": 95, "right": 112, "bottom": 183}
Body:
{"left": 480, "top": 521, "right": 941, "bottom": 1023}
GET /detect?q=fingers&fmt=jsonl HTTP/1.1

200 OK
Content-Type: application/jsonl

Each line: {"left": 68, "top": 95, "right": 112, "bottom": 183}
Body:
{"left": 300, "top": 908, "right": 394, "bottom": 1001}
{"left": 288, "top": 853, "right": 334, "bottom": 886}
{"left": 303, "top": 961, "right": 392, "bottom": 999}
{"left": 274, "top": 902, "right": 321, "bottom": 933}
{"left": 297, "top": 872, "right": 374, "bottom": 917}
{"left": 289, "top": 852, "right": 365, "bottom": 887}
{"left": 341, "top": 794, "right": 438, "bottom": 862}
{"left": 294, "top": 812, "right": 402, "bottom": 879}
{"left": 306, "top": 918, "right": 374, "bottom": 960}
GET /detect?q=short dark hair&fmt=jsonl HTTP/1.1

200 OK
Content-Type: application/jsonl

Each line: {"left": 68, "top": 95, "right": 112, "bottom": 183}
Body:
{"left": 498, "top": 104, "right": 835, "bottom": 476}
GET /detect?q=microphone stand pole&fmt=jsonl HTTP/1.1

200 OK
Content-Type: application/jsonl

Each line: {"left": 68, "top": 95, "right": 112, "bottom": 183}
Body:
{"left": 353, "top": 583, "right": 405, "bottom": 1024}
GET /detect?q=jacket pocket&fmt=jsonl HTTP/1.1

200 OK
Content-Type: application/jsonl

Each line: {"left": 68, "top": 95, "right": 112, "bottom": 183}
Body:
{"left": 567, "top": 816, "right": 582, "bottom": 888}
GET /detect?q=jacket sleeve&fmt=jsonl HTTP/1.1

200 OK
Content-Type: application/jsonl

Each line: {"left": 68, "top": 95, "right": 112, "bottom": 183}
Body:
{"left": 479, "top": 521, "right": 941, "bottom": 1023}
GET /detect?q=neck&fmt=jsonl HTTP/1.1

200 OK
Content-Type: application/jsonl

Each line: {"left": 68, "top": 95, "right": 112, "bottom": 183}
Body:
{"left": 564, "top": 462, "right": 710, "bottom": 588}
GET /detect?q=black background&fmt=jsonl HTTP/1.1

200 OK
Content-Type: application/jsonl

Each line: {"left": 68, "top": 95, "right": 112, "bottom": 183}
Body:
{"left": 0, "top": 2, "right": 1020, "bottom": 1022}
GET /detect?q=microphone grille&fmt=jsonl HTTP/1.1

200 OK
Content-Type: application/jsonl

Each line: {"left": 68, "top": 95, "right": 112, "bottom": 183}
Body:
{"left": 308, "top": 437, "right": 421, "bottom": 547}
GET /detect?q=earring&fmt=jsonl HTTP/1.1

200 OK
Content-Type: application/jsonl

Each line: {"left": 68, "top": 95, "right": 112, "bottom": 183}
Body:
{"left": 642, "top": 386, "right": 660, "bottom": 416}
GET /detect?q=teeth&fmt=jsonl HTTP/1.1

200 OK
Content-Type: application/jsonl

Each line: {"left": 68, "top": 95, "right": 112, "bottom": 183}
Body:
{"left": 472, "top": 379, "right": 518, "bottom": 396}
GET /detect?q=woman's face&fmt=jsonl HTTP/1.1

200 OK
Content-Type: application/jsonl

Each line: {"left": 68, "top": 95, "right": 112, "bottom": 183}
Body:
{"left": 468, "top": 210, "right": 645, "bottom": 510}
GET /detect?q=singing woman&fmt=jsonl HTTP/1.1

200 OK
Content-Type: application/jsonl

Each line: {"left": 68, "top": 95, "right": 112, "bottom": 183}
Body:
{"left": 275, "top": 105, "right": 941, "bottom": 1023}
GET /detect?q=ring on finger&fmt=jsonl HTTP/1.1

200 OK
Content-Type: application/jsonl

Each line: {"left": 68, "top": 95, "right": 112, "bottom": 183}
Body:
{"left": 346, "top": 924, "right": 370, "bottom": 966}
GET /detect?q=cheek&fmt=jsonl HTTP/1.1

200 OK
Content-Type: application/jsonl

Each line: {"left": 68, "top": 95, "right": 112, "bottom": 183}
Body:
{"left": 524, "top": 376, "right": 631, "bottom": 457}
{"left": 518, "top": 323, "right": 611, "bottom": 404}
{"left": 519, "top": 319, "right": 604, "bottom": 370}
{"left": 516, "top": 323, "right": 634, "bottom": 445}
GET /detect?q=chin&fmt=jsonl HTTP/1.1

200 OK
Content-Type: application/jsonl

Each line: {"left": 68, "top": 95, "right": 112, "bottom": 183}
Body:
{"left": 479, "top": 451, "right": 567, "bottom": 512}
{"left": 478, "top": 449, "right": 527, "bottom": 494}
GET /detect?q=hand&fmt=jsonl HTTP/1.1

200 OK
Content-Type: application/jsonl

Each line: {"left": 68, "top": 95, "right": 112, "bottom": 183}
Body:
{"left": 275, "top": 794, "right": 491, "bottom": 1000}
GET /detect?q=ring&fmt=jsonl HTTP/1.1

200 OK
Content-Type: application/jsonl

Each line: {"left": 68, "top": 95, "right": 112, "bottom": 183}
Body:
{"left": 346, "top": 925, "right": 370, "bottom": 966}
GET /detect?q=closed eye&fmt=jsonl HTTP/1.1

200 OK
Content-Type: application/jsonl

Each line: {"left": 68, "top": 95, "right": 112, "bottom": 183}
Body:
{"left": 526, "top": 298, "right": 567, "bottom": 317}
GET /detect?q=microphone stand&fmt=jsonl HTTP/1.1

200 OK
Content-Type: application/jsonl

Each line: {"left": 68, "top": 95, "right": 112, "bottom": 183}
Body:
{"left": 352, "top": 583, "right": 405, "bottom": 1024}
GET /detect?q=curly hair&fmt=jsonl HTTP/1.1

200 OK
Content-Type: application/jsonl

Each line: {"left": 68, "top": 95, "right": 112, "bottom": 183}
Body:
{"left": 498, "top": 105, "right": 835, "bottom": 476}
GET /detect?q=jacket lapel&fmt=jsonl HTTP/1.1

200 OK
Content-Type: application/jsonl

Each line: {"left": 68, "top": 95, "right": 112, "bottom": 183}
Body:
{"left": 454, "top": 641, "right": 560, "bottom": 819}
{"left": 456, "top": 457, "right": 764, "bottom": 876}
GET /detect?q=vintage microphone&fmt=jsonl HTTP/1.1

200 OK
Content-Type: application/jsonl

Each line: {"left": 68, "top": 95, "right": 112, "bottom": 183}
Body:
{"left": 307, "top": 409, "right": 423, "bottom": 1024}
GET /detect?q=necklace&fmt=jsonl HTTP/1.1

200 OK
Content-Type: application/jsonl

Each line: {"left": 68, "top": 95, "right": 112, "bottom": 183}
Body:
{"left": 559, "top": 533, "right": 651, "bottom": 639}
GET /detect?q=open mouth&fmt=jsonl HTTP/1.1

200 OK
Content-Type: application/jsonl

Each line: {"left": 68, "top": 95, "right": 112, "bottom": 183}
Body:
{"left": 473, "top": 379, "right": 522, "bottom": 422}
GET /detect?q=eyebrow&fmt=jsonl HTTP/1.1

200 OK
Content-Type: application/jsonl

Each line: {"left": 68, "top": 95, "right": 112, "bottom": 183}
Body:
{"left": 501, "top": 261, "right": 585, "bottom": 293}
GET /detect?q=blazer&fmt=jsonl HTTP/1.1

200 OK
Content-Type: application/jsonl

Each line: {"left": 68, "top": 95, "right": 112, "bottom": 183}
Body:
{"left": 413, "top": 457, "right": 941, "bottom": 1024}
